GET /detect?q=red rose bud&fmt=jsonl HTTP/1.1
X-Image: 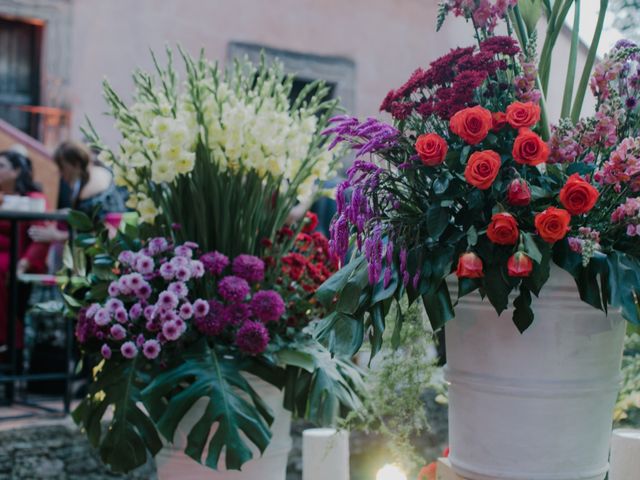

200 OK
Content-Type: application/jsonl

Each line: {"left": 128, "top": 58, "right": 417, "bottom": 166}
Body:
{"left": 487, "top": 212, "right": 519, "bottom": 245}
{"left": 507, "top": 178, "right": 531, "bottom": 206}
{"left": 416, "top": 133, "right": 448, "bottom": 167}
{"left": 508, "top": 252, "right": 533, "bottom": 277}
{"left": 456, "top": 252, "right": 484, "bottom": 278}
{"left": 491, "top": 112, "right": 507, "bottom": 131}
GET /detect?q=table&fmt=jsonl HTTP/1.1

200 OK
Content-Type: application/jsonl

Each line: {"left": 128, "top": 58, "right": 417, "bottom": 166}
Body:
{"left": 0, "top": 210, "right": 73, "bottom": 419}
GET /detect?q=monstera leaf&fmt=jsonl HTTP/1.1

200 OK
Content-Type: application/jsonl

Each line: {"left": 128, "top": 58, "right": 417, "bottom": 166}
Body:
{"left": 141, "top": 342, "right": 273, "bottom": 471}
{"left": 72, "top": 358, "right": 162, "bottom": 473}
{"left": 277, "top": 338, "right": 365, "bottom": 426}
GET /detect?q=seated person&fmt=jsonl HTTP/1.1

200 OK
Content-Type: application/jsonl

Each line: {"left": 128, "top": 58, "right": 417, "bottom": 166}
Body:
{"left": 0, "top": 150, "right": 50, "bottom": 352}
{"left": 28, "top": 141, "right": 127, "bottom": 243}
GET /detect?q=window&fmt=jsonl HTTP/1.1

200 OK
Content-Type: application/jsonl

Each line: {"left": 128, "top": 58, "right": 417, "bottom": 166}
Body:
{"left": 0, "top": 15, "right": 43, "bottom": 137}
{"left": 227, "top": 42, "right": 355, "bottom": 114}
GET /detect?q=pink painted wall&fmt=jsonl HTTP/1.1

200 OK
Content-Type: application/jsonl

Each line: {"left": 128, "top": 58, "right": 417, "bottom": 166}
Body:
{"left": 69, "top": 0, "right": 595, "bottom": 146}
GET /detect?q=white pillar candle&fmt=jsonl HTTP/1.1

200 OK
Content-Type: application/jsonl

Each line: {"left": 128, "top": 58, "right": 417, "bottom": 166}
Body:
{"left": 609, "top": 429, "right": 640, "bottom": 480}
{"left": 302, "top": 428, "right": 349, "bottom": 480}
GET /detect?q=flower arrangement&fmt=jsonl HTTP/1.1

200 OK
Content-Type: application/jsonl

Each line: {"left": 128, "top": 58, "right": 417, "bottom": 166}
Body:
{"left": 84, "top": 49, "right": 339, "bottom": 257}
{"left": 63, "top": 51, "right": 362, "bottom": 474}
{"left": 316, "top": 1, "right": 640, "bottom": 357}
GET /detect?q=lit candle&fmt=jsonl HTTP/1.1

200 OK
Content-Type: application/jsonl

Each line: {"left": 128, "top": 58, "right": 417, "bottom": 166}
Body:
{"left": 302, "top": 428, "right": 349, "bottom": 480}
{"left": 376, "top": 464, "right": 407, "bottom": 480}
{"left": 609, "top": 429, "right": 640, "bottom": 480}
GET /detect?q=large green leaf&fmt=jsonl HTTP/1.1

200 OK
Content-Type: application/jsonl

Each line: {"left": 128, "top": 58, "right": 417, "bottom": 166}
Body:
{"left": 278, "top": 338, "right": 364, "bottom": 426}
{"left": 513, "top": 287, "right": 534, "bottom": 333}
{"left": 422, "top": 280, "right": 455, "bottom": 331}
{"left": 72, "top": 358, "right": 162, "bottom": 473}
{"left": 142, "top": 344, "right": 273, "bottom": 471}
{"left": 67, "top": 210, "right": 95, "bottom": 232}
{"left": 315, "top": 256, "right": 366, "bottom": 308}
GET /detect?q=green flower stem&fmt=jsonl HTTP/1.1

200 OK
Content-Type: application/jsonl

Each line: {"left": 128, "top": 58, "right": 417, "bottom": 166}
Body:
{"left": 561, "top": 0, "right": 580, "bottom": 119}
{"left": 571, "top": 0, "right": 608, "bottom": 123}
{"left": 539, "top": 0, "right": 575, "bottom": 94}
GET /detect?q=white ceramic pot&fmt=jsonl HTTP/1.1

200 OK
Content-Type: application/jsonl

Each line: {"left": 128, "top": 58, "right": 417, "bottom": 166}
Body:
{"left": 156, "top": 375, "right": 292, "bottom": 480}
{"left": 444, "top": 266, "right": 626, "bottom": 480}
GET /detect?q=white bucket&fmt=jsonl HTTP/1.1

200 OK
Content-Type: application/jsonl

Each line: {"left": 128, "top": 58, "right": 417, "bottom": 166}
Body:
{"left": 156, "top": 375, "right": 292, "bottom": 480}
{"left": 445, "top": 266, "right": 626, "bottom": 480}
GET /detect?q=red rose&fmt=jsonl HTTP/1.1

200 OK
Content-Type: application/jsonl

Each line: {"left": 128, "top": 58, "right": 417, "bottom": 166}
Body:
{"left": 534, "top": 207, "right": 571, "bottom": 243}
{"left": 508, "top": 252, "right": 533, "bottom": 277}
{"left": 512, "top": 128, "right": 549, "bottom": 166}
{"left": 487, "top": 212, "right": 519, "bottom": 245}
{"left": 506, "top": 101, "right": 541, "bottom": 128}
{"left": 456, "top": 252, "right": 484, "bottom": 278}
{"left": 416, "top": 133, "right": 448, "bottom": 167}
{"left": 559, "top": 174, "right": 600, "bottom": 215}
{"left": 464, "top": 150, "right": 502, "bottom": 190}
{"left": 507, "top": 178, "right": 531, "bottom": 206}
{"left": 492, "top": 111, "right": 507, "bottom": 131}
{"left": 449, "top": 105, "right": 493, "bottom": 145}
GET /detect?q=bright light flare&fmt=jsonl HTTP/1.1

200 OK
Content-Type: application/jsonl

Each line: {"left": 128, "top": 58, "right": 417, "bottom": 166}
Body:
{"left": 376, "top": 464, "right": 407, "bottom": 480}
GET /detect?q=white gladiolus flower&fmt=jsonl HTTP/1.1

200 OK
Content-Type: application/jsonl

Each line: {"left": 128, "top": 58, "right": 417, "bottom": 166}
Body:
{"left": 143, "top": 137, "right": 160, "bottom": 152}
{"left": 159, "top": 142, "right": 184, "bottom": 162}
{"left": 151, "top": 117, "right": 172, "bottom": 136}
{"left": 151, "top": 160, "right": 176, "bottom": 183}
{"left": 175, "top": 153, "right": 195, "bottom": 174}
{"left": 129, "top": 152, "right": 148, "bottom": 168}
{"left": 137, "top": 196, "right": 158, "bottom": 224}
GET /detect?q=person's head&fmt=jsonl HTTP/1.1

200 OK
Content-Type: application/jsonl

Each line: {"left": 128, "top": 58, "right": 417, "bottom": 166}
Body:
{"left": 0, "top": 150, "right": 41, "bottom": 195}
{"left": 54, "top": 141, "right": 93, "bottom": 185}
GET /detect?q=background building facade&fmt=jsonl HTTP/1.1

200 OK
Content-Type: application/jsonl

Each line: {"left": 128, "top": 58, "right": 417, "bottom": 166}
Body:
{"left": 1, "top": 0, "right": 596, "bottom": 150}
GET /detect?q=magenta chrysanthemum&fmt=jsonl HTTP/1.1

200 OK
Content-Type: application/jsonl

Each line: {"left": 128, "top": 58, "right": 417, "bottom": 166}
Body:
{"left": 75, "top": 306, "right": 102, "bottom": 344}
{"left": 110, "top": 324, "right": 127, "bottom": 340}
{"left": 120, "top": 341, "right": 138, "bottom": 359}
{"left": 201, "top": 251, "right": 229, "bottom": 275}
{"left": 218, "top": 275, "right": 250, "bottom": 303}
{"left": 101, "top": 344, "right": 112, "bottom": 359}
{"left": 194, "top": 300, "right": 226, "bottom": 336}
{"left": 250, "top": 290, "right": 285, "bottom": 323}
{"left": 223, "top": 302, "right": 252, "bottom": 326}
{"left": 193, "top": 299, "right": 210, "bottom": 318}
{"left": 235, "top": 321, "right": 270, "bottom": 355}
{"left": 232, "top": 254, "right": 265, "bottom": 283}
{"left": 142, "top": 339, "right": 161, "bottom": 359}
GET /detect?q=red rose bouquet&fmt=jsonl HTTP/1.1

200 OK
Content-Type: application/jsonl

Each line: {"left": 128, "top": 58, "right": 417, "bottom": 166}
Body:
{"left": 317, "top": 1, "right": 640, "bottom": 353}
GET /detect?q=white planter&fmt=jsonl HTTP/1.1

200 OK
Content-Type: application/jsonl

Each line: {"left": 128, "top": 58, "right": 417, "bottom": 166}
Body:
{"left": 444, "top": 266, "right": 626, "bottom": 480}
{"left": 156, "top": 375, "right": 292, "bottom": 480}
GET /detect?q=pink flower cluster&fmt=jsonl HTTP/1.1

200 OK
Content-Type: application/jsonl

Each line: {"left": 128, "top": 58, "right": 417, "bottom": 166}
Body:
{"left": 595, "top": 137, "right": 640, "bottom": 192}
{"left": 514, "top": 54, "right": 541, "bottom": 103}
{"left": 76, "top": 238, "right": 287, "bottom": 360}
{"left": 442, "top": 0, "right": 518, "bottom": 32}
{"left": 611, "top": 197, "right": 640, "bottom": 236}
{"left": 568, "top": 227, "right": 601, "bottom": 254}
